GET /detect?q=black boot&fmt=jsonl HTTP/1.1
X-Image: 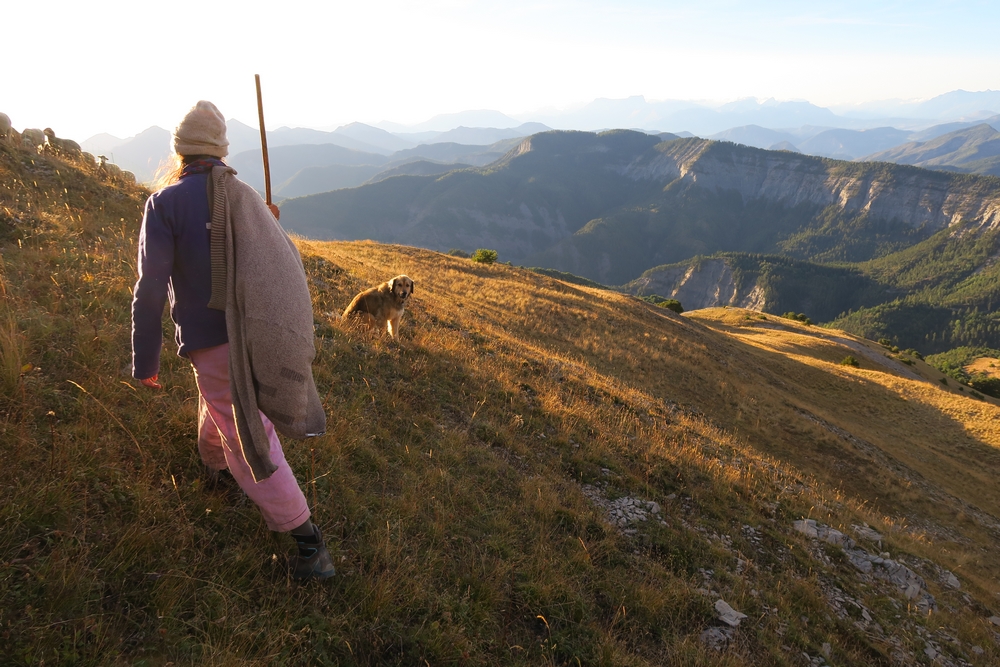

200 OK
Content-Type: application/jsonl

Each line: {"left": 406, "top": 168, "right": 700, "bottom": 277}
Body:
{"left": 291, "top": 524, "right": 336, "bottom": 580}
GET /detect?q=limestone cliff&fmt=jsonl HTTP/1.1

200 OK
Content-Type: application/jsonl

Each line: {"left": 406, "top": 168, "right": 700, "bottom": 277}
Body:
{"left": 627, "top": 258, "right": 767, "bottom": 311}
{"left": 625, "top": 138, "right": 1000, "bottom": 232}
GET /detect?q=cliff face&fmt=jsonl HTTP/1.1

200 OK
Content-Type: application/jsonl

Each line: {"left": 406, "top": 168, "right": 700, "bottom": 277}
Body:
{"left": 627, "top": 139, "right": 1000, "bottom": 232}
{"left": 627, "top": 258, "right": 766, "bottom": 311}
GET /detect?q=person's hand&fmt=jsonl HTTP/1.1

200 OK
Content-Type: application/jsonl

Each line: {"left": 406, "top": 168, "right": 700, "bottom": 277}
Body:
{"left": 268, "top": 203, "right": 280, "bottom": 220}
{"left": 139, "top": 375, "right": 162, "bottom": 390}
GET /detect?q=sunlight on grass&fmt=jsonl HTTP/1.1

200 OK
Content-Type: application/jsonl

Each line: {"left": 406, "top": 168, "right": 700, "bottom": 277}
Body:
{"left": 2, "top": 141, "right": 998, "bottom": 665}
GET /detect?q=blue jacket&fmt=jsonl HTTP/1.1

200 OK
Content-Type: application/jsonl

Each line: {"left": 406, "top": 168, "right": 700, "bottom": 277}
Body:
{"left": 131, "top": 167, "right": 228, "bottom": 379}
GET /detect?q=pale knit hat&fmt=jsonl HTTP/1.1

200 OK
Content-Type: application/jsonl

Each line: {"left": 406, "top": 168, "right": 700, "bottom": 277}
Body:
{"left": 172, "top": 100, "right": 229, "bottom": 158}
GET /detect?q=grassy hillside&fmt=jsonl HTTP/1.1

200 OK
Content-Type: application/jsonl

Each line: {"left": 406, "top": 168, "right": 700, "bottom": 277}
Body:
{"left": 3, "top": 142, "right": 1000, "bottom": 665}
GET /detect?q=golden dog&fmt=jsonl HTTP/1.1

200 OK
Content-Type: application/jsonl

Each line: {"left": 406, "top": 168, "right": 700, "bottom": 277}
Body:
{"left": 342, "top": 275, "right": 414, "bottom": 339}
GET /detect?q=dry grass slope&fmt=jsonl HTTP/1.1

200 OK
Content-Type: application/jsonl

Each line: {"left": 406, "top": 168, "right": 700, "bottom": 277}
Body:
{"left": 2, "top": 140, "right": 999, "bottom": 665}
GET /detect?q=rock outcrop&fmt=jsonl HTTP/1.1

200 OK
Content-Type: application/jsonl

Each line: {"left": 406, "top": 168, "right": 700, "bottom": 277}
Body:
{"left": 627, "top": 258, "right": 767, "bottom": 311}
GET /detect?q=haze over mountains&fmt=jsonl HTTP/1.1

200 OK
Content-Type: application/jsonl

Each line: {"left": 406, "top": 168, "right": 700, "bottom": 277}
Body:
{"left": 81, "top": 89, "right": 1000, "bottom": 190}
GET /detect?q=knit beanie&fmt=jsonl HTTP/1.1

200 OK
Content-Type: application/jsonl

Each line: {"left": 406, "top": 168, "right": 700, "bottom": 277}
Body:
{"left": 173, "top": 101, "right": 229, "bottom": 158}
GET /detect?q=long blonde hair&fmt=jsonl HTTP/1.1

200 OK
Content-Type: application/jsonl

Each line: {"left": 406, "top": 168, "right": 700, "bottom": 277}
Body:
{"left": 150, "top": 154, "right": 224, "bottom": 191}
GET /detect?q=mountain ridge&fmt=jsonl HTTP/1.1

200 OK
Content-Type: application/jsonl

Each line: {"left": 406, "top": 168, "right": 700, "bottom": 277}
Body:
{"left": 280, "top": 132, "right": 1000, "bottom": 286}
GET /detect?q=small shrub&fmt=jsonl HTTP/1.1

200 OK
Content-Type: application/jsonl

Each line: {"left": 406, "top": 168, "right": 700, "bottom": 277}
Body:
{"left": 782, "top": 311, "right": 813, "bottom": 325}
{"left": 940, "top": 377, "right": 948, "bottom": 385}
{"left": 471, "top": 248, "right": 498, "bottom": 264}
{"left": 903, "top": 348, "right": 924, "bottom": 361}
{"left": 447, "top": 248, "right": 470, "bottom": 258}
{"left": 878, "top": 338, "right": 901, "bottom": 353}
{"left": 840, "top": 356, "right": 859, "bottom": 367}
{"left": 639, "top": 294, "right": 684, "bottom": 313}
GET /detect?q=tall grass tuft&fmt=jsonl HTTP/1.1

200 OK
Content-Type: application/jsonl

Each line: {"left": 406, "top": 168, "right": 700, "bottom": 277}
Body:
{"left": 0, "top": 307, "right": 23, "bottom": 400}
{"left": 0, "top": 262, "right": 24, "bottom": 400}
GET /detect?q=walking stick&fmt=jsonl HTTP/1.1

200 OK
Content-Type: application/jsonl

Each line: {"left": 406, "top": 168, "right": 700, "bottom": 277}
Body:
{"left": 255, "top": 74, "right": 272, "bottom": 207}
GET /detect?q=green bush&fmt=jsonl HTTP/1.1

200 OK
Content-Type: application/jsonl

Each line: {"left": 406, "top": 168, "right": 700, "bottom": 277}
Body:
{"left": 447, "top": 248, "right": 470, "bottom": 258}
{"left": 783, "top": 311, "right": 813, "bottom": 325}
{"left": 471, "top": 248, "right": 498, "bottom": 264}
{"left": 840, "top": 356, "right": 859, "bottom": 367}
{"left": 878, "top": 338, "right": 901, "bottom": 353}
{"left": 638, "top": 294, "right": 684, "bottom": 313}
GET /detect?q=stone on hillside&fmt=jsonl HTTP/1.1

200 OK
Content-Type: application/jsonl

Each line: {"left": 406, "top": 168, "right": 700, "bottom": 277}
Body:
{"left": 819, "top": 527, "right": 855, "bottom": 549}
{"left": 700, "top": 626, "right": 732, "bottom": 651}
{"left": 793, "top": 519, "right": 819, "bottom": 538}
{"left": 847, "top": 551, "right": 874, "bottom": 574}
{"left": 989, "top": 615, "right": 1000, "bottom": 626}
{"left": 852, "top": 524, "right": 884, "bottom": 543}
{"left": 940, "top": 571, "right": 961, "bottom": 589}
{"left": 715, "top": 599, "right": 748, "bottom": 627}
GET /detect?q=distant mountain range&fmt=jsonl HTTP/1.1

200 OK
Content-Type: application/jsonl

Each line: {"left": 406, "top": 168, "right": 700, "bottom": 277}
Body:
{"left": 706, "top": 117, "right": 1000, "bottom": 161}
{"left": 225, "top": 138, "right": 522, "bottom": 201}
{"left": 77, "top": 89, "right": 1000, "bottom": 193}
{"left": 82, "top": 120, "right": 549, "bottom": 185}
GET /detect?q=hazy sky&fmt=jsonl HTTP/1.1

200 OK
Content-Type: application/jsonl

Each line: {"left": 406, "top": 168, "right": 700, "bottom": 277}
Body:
{"left": 4, "top": 0, "right": 999, "bottom": 140}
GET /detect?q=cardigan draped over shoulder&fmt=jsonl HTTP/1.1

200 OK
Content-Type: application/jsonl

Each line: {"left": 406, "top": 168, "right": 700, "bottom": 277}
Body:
{"left": 210, "top": 166, "right": 326, "bottom": 481}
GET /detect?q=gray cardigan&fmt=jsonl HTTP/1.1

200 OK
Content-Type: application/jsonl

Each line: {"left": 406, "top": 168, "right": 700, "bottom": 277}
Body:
{"left": 208, "top": 166, "right": 326, "bottom": 481}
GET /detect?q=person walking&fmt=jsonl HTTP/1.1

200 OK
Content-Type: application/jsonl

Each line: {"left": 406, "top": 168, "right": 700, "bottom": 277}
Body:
{"left": 131, "top": 100, "right": 334, "bottom": 580}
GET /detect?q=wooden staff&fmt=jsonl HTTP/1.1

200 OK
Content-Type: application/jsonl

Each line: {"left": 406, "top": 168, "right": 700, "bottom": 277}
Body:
{"left": 255, "top": 74, "right": 272, "bottom": 206}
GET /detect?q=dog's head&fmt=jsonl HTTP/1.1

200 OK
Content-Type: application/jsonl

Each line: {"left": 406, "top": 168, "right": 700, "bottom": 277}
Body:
{"left": 389, "top": 275, "right": 414, "bottom": 301}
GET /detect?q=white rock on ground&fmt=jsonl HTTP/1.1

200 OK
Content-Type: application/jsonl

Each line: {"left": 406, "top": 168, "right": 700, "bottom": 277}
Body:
{"left": 792, "top": 519, "right": 819, "bottom": 538}
{"left": 715, "top": 599, "right": 748, "bottom": 627}
{"left": 793, "top": 519, "right": 937, "bottom": 613}
{"left": 852, "top": 524, "right": 884, "bottom": 543}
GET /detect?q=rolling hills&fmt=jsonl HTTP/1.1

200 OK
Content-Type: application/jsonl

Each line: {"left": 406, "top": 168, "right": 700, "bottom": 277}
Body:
{"left": 3, "top": 121, "right": 1000, "bottom": 666}
{"left": 865, "top": 124, "right": 1000, "bottom": 177}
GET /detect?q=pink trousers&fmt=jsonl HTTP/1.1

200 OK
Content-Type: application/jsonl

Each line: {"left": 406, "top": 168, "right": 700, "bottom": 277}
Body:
{"left": 189, "top": 343, "right": 310, "bottom": 532}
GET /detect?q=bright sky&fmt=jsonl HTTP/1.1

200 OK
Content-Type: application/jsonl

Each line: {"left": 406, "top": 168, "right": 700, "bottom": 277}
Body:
{"left": 4, "top": 0, "right": 999, "bottom": 141}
